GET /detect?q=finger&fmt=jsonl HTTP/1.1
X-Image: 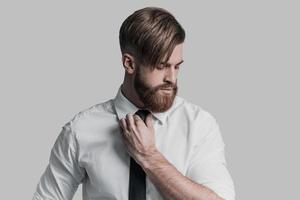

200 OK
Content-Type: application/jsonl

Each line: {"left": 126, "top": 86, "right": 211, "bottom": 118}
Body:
{"left": 126, "top": 113, "right": 136, "bottom": 132}
{"left": 145, "top": 113, "right": 153, "bottom": 128}
{"left": 121, "top": 118, "right": 133, "bottom": 143}
{"left": 133, "top": 114, "right": 144, "bottom": 126}
{"left": 120, "top": 118, "right": 128, "bottom": 133}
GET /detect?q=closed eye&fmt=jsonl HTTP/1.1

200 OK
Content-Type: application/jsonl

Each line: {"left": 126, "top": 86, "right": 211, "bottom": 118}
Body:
{"left": 158, "top": 60, "right": 184, "bottom": 70}
{"left": 156, "top": 64, "right": 165, "bottom": 70}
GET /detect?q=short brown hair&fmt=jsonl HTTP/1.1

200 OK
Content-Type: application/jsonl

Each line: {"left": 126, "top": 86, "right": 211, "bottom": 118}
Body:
{"left": 119, "top": 7, "right": 185, "bottom": 69}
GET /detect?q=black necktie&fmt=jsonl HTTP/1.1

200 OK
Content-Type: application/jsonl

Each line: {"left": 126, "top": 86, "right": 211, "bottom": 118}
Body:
{"left": 128, "top": 109, "right": 150, "bottom": 200}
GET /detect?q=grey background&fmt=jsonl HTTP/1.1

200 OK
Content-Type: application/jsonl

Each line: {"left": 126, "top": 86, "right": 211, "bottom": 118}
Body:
{"left": 0, "top": 1, "right": 299, "bottom": 199}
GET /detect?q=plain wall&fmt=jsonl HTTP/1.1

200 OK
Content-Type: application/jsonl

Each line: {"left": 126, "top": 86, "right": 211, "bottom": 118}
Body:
{"left": 0, "top": 1, "right": 299, "bottom": 199}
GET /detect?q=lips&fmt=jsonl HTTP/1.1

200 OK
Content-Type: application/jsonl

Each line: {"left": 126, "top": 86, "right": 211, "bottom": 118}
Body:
{"left": 160, "top": 88, "right": 173, "bottom": 94}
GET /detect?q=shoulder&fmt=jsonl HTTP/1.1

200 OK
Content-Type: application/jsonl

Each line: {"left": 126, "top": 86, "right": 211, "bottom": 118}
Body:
{"left": 175, "top": 96, "right": 224, "bottom": 145}
{"left": 174, "top": 95, "right": 217, "bottom": 124}
{"left": 63, "top": 99, "right": 115, "bottom": 131}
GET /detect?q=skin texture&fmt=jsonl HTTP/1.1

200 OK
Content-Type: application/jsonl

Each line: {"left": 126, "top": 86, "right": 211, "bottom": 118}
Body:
{"left": 119, "top": 43, "right": 224, "bottom": 200}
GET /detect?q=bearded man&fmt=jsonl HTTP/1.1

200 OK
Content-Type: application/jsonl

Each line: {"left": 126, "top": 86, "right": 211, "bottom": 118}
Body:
{"left": 33, "top": 7, "right": 235, "bottom": 200}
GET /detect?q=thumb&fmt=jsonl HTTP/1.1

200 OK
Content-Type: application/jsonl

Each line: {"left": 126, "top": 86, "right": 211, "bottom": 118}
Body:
{"left": 145, "top": 113, "right": 153, "bottom": 128}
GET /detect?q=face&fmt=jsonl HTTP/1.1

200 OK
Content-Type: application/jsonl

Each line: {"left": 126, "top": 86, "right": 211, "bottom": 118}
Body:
{"left": 133, "top": 43, "right": 184, "bottom": 113}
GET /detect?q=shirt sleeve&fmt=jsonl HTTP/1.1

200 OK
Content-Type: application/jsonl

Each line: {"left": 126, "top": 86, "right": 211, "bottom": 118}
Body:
{"left": 186, "top": 113, "right": 236, "bottom": 200}
{"left": 32, "top": 122, "right": 86, "bottom": 200}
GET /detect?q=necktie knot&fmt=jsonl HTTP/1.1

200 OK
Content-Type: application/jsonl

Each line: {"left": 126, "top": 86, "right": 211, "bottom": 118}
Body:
{"left": 135, "top": 109, "right": 150, "bottom": 122}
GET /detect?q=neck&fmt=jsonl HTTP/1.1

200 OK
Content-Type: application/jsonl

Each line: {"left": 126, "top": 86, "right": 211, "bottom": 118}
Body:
{"left": 121, "top": 78, "right": 145, "bottom": 109}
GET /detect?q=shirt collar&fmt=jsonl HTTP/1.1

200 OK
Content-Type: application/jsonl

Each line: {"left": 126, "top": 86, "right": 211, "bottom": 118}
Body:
{"left": 113, "top": 85, "right": 177, "bottom": 125}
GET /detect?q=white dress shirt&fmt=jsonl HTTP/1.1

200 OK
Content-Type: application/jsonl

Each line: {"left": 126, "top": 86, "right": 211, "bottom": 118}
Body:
{"left": 33, "top": 85, "right": 235, "bottom": 200}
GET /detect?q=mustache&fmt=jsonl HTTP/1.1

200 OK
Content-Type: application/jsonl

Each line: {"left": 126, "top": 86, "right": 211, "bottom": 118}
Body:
{"left": 157, "top": 84, "right": 177, "bottom": 90}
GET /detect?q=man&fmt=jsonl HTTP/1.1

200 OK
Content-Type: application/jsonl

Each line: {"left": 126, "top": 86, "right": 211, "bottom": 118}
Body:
{"left": 33, "top": 7, "right": 235, "bottom": 200}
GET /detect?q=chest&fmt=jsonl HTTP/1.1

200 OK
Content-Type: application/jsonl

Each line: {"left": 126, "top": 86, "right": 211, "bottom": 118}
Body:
{"left": 78, "top": 119, "right": 194, "bottom": 199}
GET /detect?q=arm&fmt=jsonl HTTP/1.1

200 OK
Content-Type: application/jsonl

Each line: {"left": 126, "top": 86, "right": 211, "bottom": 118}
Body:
{"left": 184, "top": 113, "right": 235, "bottom": 200}
{"left": 32, "top": 122, "right": 86, "bottom": 200}
{"left": 140, "top": 149, "right": 224, "bottom": 200}
{"left": 120, "top": 113, "right": 234, "bottom": 200}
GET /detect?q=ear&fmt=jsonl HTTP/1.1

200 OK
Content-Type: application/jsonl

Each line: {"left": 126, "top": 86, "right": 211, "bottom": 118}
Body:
{"left": 122, "top": 53, "right": 136, "bottom": 74}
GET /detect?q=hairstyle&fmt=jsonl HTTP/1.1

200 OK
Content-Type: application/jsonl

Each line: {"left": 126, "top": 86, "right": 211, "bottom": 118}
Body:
{"left": 119, "top": 7, "right": 185, "bottom": 70}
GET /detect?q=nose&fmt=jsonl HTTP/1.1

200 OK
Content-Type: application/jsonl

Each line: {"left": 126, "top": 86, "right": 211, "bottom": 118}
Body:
{"left": 164, "top": 67, "right": 177, "bottom": 85}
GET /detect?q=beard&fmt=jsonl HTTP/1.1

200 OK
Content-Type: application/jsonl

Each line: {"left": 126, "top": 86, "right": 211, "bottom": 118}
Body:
{"left": 133, "top": 67, "right": 178, "bottom": 113}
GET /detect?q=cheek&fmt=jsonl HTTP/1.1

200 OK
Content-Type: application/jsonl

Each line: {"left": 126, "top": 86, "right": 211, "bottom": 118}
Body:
{"left": 148, "top": 72, "right": 165, "bottom": 86}
{"left": 148, "top": 77, "right": 163, "bottom": 88}
{"left": 139, "top": 68, "right": 164, "bottom": 87}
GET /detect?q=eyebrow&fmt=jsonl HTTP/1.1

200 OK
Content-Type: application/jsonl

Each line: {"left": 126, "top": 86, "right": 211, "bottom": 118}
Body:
{"left": 160, "top": 60, "right": 184, "bottom": 66}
